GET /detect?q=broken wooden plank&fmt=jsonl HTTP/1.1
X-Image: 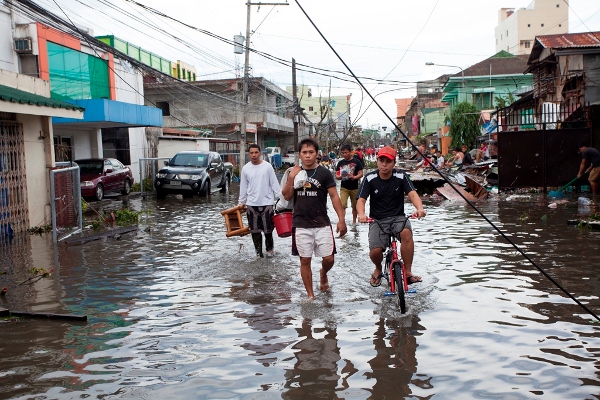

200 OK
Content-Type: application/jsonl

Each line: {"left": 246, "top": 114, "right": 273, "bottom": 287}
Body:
{"left": 435, "top": 183, "right": 478, "bottom": 202}
{"left": 464, "top": 175, "right": 489, "bottom": 200}
{"left": 64, "top": 225, "right": 138, "bottom": 245}
{"left": 8, "top": 311, "right": 87, "bottom": 321}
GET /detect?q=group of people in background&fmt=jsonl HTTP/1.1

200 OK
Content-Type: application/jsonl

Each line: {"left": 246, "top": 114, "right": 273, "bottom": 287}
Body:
{"left": 413, "top": 141, "right": 491, "bottom": 170}
{"left": 238, "top": 140, "right": 424, "bottom": 300}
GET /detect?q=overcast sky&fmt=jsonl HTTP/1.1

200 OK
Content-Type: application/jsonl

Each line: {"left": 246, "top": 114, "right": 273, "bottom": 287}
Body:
{"left": 34, "top": 0, "right": 600, "bottom": 130}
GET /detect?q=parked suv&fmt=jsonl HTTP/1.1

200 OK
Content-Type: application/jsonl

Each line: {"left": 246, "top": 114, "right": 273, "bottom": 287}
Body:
{"left": 154, "top": 151, "right": 233, "bottom": 199}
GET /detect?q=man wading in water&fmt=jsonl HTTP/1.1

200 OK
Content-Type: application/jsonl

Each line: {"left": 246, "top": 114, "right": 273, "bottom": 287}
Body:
{"left": 238, "top": 144, "right": 281, "bottom": 258}
{"left": 282, "top": 138, "right": 347, "bottom": 300}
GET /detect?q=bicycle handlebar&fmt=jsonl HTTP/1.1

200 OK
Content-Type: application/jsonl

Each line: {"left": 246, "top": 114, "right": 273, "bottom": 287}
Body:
{"left": 360, "top": 214, "right": 418, "bottom": 223}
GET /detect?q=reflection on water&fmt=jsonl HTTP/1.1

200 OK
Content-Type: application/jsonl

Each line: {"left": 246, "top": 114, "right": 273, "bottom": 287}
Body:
{"left": 0, "top": 187, "right": 599, "bottom": 399}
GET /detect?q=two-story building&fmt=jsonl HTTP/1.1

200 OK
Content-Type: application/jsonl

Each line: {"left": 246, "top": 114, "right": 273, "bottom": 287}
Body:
{"left": 144, "top": 77, "right": 308, "bottom": 162}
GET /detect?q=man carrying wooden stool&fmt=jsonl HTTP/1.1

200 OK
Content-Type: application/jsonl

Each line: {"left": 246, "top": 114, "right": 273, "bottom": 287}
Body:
{"left": 239, "top": 144, "right": 281, "bottom": 258}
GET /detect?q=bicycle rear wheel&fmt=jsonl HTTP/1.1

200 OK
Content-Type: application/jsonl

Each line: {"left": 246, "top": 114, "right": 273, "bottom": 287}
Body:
{"left": 393, "top": 263, "right": 407, "bottom": 313}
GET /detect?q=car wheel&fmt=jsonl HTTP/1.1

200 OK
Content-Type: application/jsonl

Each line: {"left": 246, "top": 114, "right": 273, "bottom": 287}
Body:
{"left": 156, "top": 189, "right": 167, "bottom": 200}
{"left": 95, "top": 184, "right": 104, "bottom": 201}
{"left": 121, "top": 179, "right": 131, "bottom": 195}
{"left": 220, "top": 176, "right": 229, "bottom": 193}
{"left": 199, "top": 180, "right": 210, "bottom": 197}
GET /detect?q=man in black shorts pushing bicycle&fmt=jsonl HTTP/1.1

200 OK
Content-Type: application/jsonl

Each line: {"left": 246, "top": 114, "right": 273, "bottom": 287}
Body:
{"left": 356, "top": 146, "right": 426, "bottom": 287}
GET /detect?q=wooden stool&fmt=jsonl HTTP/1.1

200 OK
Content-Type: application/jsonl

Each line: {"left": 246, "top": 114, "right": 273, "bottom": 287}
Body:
{"left": 221, "top": 204, "right": 251, "bottom": 237}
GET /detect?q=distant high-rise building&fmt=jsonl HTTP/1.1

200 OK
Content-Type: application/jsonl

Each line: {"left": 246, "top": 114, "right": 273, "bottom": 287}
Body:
{"left": 495, "top": 0, "right": 568, "bottom": 55}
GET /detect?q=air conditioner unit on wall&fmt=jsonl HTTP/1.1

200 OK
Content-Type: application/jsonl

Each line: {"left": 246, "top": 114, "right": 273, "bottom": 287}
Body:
{"left": 14, "top": 38, "right": 33, "bottom": 54}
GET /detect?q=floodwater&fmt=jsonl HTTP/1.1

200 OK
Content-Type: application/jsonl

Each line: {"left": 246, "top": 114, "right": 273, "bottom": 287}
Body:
{"left": 0, "top": 183, "right": 599, "bottom": 399}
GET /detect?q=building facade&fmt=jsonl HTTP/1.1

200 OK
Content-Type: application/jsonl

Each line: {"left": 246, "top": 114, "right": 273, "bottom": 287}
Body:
{"left": 495, "top": 0, "right": 568, "bottom": 55}
{"left": 145, "top": 78, "right": 307, "bottom": 162}
{"left": 1, "top": 5, "right": 85, "bottom": 233}
{"left": 286, "top": 85, "right": 351, "bottom": 144}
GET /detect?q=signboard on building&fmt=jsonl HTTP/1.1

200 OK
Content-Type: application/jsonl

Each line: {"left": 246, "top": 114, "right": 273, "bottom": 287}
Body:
{"left": 246, "top": 123, "right": 257, "bottom": 133}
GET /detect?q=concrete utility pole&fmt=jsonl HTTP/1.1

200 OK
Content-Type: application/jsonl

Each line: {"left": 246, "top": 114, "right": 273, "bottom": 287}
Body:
{"left": 240, "top": 2, "right": 288, "bottom": 169}
{"left": 292, "top": 58, "right": 299, "bottom": 161}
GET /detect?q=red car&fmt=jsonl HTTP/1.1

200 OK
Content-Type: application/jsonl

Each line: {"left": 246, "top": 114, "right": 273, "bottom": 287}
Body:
{"left": 75, "top": 158, "right": 134, "bottom": 201}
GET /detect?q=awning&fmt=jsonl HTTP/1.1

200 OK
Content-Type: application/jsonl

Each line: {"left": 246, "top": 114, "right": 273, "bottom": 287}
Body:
{"left": 53, "top": 98, "right": 162, "bottom": 128}
{"left": 0, "top": 83, "right": 84, "bottom": 119}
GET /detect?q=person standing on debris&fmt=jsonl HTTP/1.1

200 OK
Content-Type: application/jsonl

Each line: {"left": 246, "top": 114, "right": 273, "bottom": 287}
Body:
{"left": 577, "top": 142, "right": 600, "bottom": 195}
{"left": 282, "top": 138, "right": 347, "bottom": 300}
{"left": 239, "top": 144, "right": 281, "bottom": 258}
{"left": 356, "top": 146, "right": 425, "bottom": 287}
{"left": 335, "top": 144, "right": 364, "bottom": 224}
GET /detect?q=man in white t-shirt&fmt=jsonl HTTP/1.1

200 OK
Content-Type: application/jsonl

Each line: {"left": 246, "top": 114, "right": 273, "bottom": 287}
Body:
{"left": 239, "top": 144, "right": 281, "bottom": 258}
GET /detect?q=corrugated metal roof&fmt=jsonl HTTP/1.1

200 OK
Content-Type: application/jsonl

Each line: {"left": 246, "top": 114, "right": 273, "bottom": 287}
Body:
{"left": 536, "top": 32, "right": 600, "bottom": 49}
{"left": 0, "top": 84, "right": 84, "bottom": 111}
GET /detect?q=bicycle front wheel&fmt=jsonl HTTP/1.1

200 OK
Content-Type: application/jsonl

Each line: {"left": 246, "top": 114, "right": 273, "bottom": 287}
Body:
{"left": 393, "top": 263, "right": 407, "bottom": 313}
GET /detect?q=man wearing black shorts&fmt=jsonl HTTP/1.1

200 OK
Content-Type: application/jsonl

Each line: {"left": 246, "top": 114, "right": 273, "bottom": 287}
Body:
{"left": 356, "top": 146, "right": 426, "bottom": 287}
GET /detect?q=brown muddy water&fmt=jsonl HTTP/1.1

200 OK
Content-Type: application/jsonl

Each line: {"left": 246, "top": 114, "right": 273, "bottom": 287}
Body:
{"left": 0, "top": 184, "right": 599, "bottom": 399}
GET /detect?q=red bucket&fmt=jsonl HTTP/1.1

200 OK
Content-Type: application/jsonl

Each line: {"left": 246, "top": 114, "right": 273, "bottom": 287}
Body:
{"left": 272, "top": 212, "right": 293, "bottom": 238}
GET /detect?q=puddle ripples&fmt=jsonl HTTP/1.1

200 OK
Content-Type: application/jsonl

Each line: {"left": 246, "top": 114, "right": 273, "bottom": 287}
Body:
{"left": 0, "top": 188, "right": 598, "bottom": 399}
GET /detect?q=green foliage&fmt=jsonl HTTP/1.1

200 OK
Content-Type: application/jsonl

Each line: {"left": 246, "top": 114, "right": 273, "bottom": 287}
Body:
{"left": 113, "top": 209, "right": 142, "bottom": 226}
{"left": 131, "top": 177, "right": 153, "bottom": 192}
{"left": 29, "top": 267, "right": 51, "bottom": 277}
{"left": 494, "top": 92, "right": 516, "bottom": 109}
{"left": 363, "top": 159, "right": 377, "bottom": 169}
{"left": 448, "top": 102, "right": 479, "bottom": 149}
{"left": 91, "top": 217, "right": 105, "bottom": 230}
{"left": 28, "top": 225, "right": 52, "bottom": 235}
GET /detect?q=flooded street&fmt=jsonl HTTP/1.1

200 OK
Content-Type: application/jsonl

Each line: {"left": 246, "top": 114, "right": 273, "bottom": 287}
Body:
{"left": 1, "top": 183, "right": 599, "bottom": 399}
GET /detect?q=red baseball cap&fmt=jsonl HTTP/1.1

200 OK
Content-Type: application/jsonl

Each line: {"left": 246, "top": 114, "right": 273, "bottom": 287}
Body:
{"left": 377, "top": 146, "right": 396, "bottom": 161}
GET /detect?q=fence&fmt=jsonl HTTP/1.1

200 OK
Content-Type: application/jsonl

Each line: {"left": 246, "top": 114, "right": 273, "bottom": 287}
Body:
{"left": 138, "top": 157, "right": 171, "bottom": 198}
{"left": 496, "top": 102, "right": 591, "bottom": 132}
{"left": 50, "top": 164, "right": 82, "bottom": 243}
{"left": 0, "top": 120, "right": 29, "bottom": 239}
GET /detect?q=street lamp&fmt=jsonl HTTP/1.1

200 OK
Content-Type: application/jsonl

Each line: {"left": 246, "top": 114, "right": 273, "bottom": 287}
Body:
{"left": 425, "top": 62, "right": 465, "bottom": 99}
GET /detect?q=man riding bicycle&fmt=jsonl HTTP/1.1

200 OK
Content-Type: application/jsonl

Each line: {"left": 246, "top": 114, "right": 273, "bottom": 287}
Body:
{"left": 356, "top": 146, "right": 426, "bottom": 287}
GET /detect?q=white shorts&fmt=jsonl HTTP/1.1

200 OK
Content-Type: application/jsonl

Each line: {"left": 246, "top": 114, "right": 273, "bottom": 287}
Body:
{"left": 291, "top": 226, "right": 337, "bottom": 258}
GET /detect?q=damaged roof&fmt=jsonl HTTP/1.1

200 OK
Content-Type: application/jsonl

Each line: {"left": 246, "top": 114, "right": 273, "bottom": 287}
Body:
{"left": 528, "top": 32, "right": 600, "bottom": 65}
{"left": 535, "top": 31, "right": 600, "bottom": 49}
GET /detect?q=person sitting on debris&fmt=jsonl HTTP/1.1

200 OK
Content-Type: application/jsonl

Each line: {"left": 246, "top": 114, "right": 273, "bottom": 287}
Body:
{"left": 462, "top": 144, "right": 474, "bottom": 166}
{"left": 577, "top": 142, "right": 600, "bottom": 195}
{"left": 434, "top": 150, "right": 445, "bottom": 169}
{"left": 445, "top": 147, "right": 463, "bottom": 167}
{"left": 476, "top": 142, "right": 489, "bottom": 163}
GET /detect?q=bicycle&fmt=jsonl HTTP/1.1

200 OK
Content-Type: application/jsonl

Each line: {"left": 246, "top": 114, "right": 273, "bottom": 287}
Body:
{"left": 366, "top": 216, "right": 416, "bottom": 314}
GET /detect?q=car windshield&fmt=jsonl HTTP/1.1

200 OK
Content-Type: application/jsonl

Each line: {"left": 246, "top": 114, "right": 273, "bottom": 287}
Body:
{"left": 171, "top": 154, "right": 208, "bottom": 167}
{"left": 77, "top": 161, "right": 103, "bottom": 175}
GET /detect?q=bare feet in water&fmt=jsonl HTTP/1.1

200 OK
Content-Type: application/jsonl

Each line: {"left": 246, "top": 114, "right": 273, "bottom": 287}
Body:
{"left": 319, "top": 268, "right": 330, "bottom": 292}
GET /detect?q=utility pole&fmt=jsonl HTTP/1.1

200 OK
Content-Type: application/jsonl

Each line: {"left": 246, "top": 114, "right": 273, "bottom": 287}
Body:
{"left": 326, "top": 80, "right": 331, "bottom": 153}
{"left": 292, "top": 58, "right": 299, "bottom": 162}
{"left": 240, "top": 2, "right": 288, "bottom": 169}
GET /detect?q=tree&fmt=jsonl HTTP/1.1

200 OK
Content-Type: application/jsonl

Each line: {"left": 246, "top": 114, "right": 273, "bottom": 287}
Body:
{"left": 494, "top": 92, "right": 516, "bottom": 109}
{"left": 448, "top": 102, "right": 479, "bottom": 149}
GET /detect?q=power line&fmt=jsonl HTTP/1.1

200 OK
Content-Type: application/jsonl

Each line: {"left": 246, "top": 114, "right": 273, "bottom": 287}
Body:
{"left": 293, "top": 0, "right": 600, "bottom": 323}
